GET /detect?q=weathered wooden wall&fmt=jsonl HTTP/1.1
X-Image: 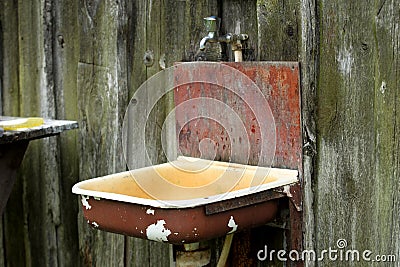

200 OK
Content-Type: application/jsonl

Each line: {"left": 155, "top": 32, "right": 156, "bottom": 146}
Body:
{"left": 315, "top": 0, "right": 400, "bottom": 266}
{"left": 0, "top": 0, "right": 399, "bottom": 266}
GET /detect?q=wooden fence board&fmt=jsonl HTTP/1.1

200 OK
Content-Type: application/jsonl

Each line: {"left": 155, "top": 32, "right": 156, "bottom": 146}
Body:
{"left": 298, "top": 0, "right": 318, "bottom": 266}
{"left": 316, "top": 1, "right": 400, "bottom": 266}
{"left": 257, "top": 0, "right": 299, "bottom": 61}
{"left": 1, "top": 1, "right": 22, "bottom": 266}
{"left": 6, "top": 1, "right": 56, "bottom": 266}
{"left": 124, "top": 0, "right": 156, "bottom": 266}
{"left": 53, "top": 0, "right": 81, "bottom": 265}
{"left": 77, "top": 0, "right": 126, "bottom": 265}
{"left": 1, "top": 0, "right": 20, "bottom": 116}
{"left": 373, "top": 0, "right": 399, "bottom": 259}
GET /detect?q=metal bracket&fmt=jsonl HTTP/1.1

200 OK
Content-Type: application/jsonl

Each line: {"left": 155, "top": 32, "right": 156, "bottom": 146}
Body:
{"left": 205, "top": 189, "right": 285, "bottom": 215}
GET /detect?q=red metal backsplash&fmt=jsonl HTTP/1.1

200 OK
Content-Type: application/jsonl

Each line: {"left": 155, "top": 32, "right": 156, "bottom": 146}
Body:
{"left": 174, "top": 62, "right": 302, "bottom": 171}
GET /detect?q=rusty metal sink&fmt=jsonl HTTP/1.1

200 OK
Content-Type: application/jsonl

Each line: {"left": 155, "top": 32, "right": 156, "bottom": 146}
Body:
{"left": 73, "top": 156, "right": 298, "bottom": 244}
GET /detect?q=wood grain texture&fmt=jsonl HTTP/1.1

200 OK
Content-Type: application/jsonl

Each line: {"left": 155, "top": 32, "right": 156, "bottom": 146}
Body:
{"left": 52, "top": 0, "right": 81, "bottom": 265}
{"left": 75, "top": 1, "right": 130, "bottom": 265}
{"left": 124, "top": 1, "right": 168, "bottom": 266}
{"left": 77, "top": 1, "right": 127, "bottom": 263}
{"left": 0, "top": 2, "right": 21, "bottom": 264}
{"left": 257, "top": 0, "right": 300, "bottom": 61}
{"left": 1, "top": 0, "right": 20, "bottom": 116}
{"left": 4, "top": 1, "right": 56, "bottom": 266}
{"left": 316, "top": 1, "right": 400, "bottom": 266}
{"left": 299, "top": 0, "right": 318, "bottom": 266}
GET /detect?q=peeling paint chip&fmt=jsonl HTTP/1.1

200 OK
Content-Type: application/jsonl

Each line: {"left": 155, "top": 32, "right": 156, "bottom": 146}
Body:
{"left": 81, "top": 195, "right": 92, "bottom": 210}
{"left": 283, "top": 185, "right": 293, "bottom": 198}
{"left": 146, "top": 220, "right": 171, "bottom": 242}
{"left": 146, "top": 208, "right": 155, "bottom": 215}
{"left": 228, "top": 216, "right": 238, "bottom": 234}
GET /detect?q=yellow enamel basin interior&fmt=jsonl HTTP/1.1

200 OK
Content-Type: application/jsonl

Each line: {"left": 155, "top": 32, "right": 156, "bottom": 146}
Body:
{"left": 74, "top": 156, "right": 298, "bottom": 207}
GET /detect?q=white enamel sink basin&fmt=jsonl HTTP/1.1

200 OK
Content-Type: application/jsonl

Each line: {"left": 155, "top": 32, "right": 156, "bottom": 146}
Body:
{"left": 73, "top": 157, "right": 298, "bottom": 244}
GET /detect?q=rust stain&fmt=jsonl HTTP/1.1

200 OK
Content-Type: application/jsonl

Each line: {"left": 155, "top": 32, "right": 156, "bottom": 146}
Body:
{"left": 174, "top": 62, "right": 301, "bottom": 169}
{"left": 81, "top": 197, "right": 279, "bottom": 245}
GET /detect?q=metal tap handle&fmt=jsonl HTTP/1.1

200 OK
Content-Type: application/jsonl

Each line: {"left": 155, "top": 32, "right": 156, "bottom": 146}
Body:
{"left": 204, "top": 16, "right": 220, "bottom": 32}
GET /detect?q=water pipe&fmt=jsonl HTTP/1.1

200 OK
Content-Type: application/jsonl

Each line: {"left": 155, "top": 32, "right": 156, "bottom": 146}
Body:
{"left": 199, "top": 16, "right": 248, "bottom": 62}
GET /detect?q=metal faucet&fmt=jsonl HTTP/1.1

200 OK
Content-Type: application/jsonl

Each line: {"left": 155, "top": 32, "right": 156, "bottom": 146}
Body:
{"left": 199, "top": 16, "right": 248, "bottom": 52}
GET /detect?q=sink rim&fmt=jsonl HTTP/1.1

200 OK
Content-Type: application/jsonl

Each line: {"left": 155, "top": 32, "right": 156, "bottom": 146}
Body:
{"left": 72, "top": 157, "right": 298, "bottom": 209}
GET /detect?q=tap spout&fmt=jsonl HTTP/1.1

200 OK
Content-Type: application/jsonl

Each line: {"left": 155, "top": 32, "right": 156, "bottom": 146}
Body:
{"left": 199, "top": 33, "right": 233, "bottom": 51}
{"left": 199, "top": 32, "right": 217, "bottom": 51}
{"left": 199, "top": 36, "right": 211, "bottom": 51}
{"left": 198, "top": 16, "right": 249, "bottom": 62}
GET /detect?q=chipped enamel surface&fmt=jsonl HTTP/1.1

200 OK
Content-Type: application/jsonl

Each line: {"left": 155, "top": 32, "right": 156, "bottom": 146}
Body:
{"left": 146, "top": 208, "right": 155, "bottom": 215}
{"left": 81, "top": 195, "right": 91, "bottom": 210}
{"left": 282, "top": 185, "right": 293, "bottom": 198}
{"left": 146, "top": 220, "right": 171, "bottom": 242}
{"left": 227, "top": 216, "right": 238, "bottom": 233}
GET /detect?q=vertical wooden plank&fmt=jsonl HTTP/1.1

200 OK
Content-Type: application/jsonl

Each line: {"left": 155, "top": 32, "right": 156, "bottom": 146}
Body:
{"left": 1, "top": 0, "right": 20, "bottom": 116}
{"left": 53, "top": 0, "right": 80, "bottom": 265}
{"left": 5, "top": 0, "right": 46, "bottom": 266}
{"left": 0, "top": 19, "right": 22, "bottom": 249}
{"left": 77, "top": 0, "right": 125, "bottom": 265}
{"left": 316, "top": 1, "right": 400, "bottom": 266}
{"left": 257, "top": 0, "right": 300, "bottom": 61}
{"left": 124, "top": 0, "right": 150, "bottom": 265}
{"left": 221, "top": 0, "right": 259, "bottom": 61}
{"left": 115, "top": 0, "right": 135, "bottom": 266}
{"left": 145, "top": 0, "right": 166, "bottom": 166}
{"left": 317, "top": 0, "right": 375, "bottom": 259}
{"left": 372, "top": 0, "right": 399, "bottom": 261}
{"left": 0, "top": 0, "right": 21, "bottom": 265}
{"left": 77, "top": 63, "right": 125, "bottom": 267}
{"left": 14, "top": 0, "right": 63, "bottom": 265}
{"left": 126, "top": 0, "right": 171, "bottom": 265}
{"left": 299, "top": 0, "right": 318, "bottom": 266}
{"left": 40, "top": 2, "right": 61, "bottom": 266}
{"left": 146, "top": 5, "right": 169, "bottom": 265}
{"left": 394, "top": 9, "right": 400, "bottom": 259}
